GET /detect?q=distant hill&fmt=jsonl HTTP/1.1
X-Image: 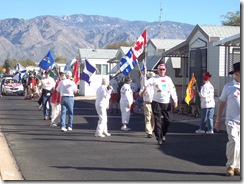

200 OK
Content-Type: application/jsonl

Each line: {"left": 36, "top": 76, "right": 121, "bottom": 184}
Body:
{"left": 0, "top": 14, "right": 195, "bottom": 64}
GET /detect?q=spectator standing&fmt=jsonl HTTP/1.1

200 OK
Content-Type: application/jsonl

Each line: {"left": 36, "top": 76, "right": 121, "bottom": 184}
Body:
{"left": 120, "top": 76, "right": 134, "bottom": 131}
{"left": 139, "top": 71, "right": 155, "bottom": 138}
{"left": 215, "top": 62, "right": 240, "bottom": 177}
{"left": 95, "top": 78, "right": 113, "bottom": 137}
{"left": 41, "top": 71, "right": 56, "bottom": 120}
{"left": 56, "top": 71, "right": 78, "bottom": 132}
{"left": 146, "top": 64, "right": 178, "bottom": 144}
{"left": 50, "top": 72, "right": 66, "bottom": 127}
{"left": 130, "top": 79, "right": 138, "bottom": 114}
{"left": 195, "top": 72, "right": 215, "bottom": 134}
{"left": 109, "top": 78, "right": 119, "bottom": 113}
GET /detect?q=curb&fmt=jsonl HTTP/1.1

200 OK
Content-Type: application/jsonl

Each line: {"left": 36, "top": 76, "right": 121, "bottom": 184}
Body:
{"left": 0, "top": 130, "right": 23, "bottom": 180}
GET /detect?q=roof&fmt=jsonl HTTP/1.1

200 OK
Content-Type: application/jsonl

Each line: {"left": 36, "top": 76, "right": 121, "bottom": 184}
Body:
{"left": 78, "top": 49, "right": 117, "bottom": 59}
{"left": 200, "top": 26, "right": 240, "bottom": 40}
{"left": 213, "top": 33, "right": 240, "bottom": 46}
{"left": 161, "top": 25, "right": 240, "bottom": 58}
{"left": 145, "top": 55, "right": 162, "bottom": 70}
{"left": 148, "top": 39, "right": 185, "bottom": 51}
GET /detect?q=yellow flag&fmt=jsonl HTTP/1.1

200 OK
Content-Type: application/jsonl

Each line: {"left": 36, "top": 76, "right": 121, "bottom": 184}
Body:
{"left": 185, "top": 75, "right": 196, "bottom": 105}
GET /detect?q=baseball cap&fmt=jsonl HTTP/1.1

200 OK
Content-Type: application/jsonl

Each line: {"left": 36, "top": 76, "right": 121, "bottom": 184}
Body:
{"left": 158, "top": 64, "right": 166, "bottom": 70}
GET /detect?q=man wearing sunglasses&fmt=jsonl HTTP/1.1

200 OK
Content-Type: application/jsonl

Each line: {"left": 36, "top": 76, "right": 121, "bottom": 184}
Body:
{"left": 145, "top": 63, "right": 178, "bottom": 145}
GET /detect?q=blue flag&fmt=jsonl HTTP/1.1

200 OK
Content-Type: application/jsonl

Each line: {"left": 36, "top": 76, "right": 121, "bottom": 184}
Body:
{"left": 120, "top": 48, "right": 137, "bottom": 76}
{"left": 13, "top": 63, "right": 27, "bottom": 82}
{"left": 80, "top": 59, "right": 96, "bottom": 85}
{"left": 38, "top": 51, "right": 54, "bottom": 70}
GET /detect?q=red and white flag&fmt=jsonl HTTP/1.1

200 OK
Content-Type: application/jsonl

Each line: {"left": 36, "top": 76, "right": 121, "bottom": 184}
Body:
{"left": 72, "top": 58, "right": 80, "bottom": 85}
{"left": 132, "top": 29, "right": 147, "bottom": 60}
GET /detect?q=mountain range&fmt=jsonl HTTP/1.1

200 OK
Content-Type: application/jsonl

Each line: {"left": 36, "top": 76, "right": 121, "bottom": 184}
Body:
{"left": 0, "top": 14, "right": 195, "bottom": 64}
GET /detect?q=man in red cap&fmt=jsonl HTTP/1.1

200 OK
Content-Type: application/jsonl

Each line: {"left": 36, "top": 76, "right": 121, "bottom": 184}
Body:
{"left": 215, "top": 62, "right": 240, "bottom": 176}
{"left": 145, "top": 63, "right": 178, "bottom": 145}
{"left": 195, "top": 72, "right": 215, "bottom": 134}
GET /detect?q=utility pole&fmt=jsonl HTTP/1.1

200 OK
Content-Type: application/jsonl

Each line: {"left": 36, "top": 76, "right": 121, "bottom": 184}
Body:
{"left": 159, "top": 2, "right": 163, "bottom": 39}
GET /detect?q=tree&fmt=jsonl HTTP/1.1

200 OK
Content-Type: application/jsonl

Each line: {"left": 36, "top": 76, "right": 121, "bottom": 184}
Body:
{"left": 3, "top": 58, "right": 18, "bottom": 73}
{"left": 221, "top": 11, "right": 240, "bottom": 26}
{"left": 55, "top": 55, "right": 67, "bottom": 63}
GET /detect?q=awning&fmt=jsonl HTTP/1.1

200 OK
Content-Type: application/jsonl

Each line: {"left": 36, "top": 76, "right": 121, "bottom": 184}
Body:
{"left": 213, "top": 33, "right": 240, "bottom": 47}
{"left": 161, "top": 40, "right": 189, "bottom": 58}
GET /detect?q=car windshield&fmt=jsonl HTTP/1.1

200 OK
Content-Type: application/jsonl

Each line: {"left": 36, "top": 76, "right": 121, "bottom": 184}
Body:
{"left": 5, "top": 79, "right": 18, "bottom": 84}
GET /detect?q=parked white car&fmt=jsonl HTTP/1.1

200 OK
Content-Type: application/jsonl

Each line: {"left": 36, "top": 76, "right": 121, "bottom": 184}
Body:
{"left": 1, "top": 77, "right": 24, "bottom": 96}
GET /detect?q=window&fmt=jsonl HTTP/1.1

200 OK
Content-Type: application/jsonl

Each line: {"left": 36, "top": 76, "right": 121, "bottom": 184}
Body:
{"left": 95, "top": 64, "right": 108, "bottom": 75}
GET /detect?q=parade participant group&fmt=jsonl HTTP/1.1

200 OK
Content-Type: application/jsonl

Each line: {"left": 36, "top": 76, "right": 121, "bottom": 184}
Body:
{"left": 20, "top": 61, "right": 240, "bottom": 177}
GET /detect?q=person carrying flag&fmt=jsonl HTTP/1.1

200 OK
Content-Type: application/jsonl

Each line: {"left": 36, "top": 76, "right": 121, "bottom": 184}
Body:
{"left": 40, "top": 70, "right": 56, "bottom": 120}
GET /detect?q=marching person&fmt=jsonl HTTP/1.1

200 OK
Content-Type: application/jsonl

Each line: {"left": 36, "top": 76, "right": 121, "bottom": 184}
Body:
{"left": 139, "top": 71, "right": 155, "bottom": 138}
{"left": 146, "top": 63, "right": 178, "bottom": 145}
{"left": 95, "top": 78, "right": 113, "bottom": 137}
{"left": 50, "top": 72, "right": 66, "bottom": 127}
{"left": 56, "top": 71, "right": 78, "bottom": 132}
{"left": 195, "top": 72, "right": 215, "bottom": 134}
{"left": 215, "top": 62, "right": 240, "bottom": 176}
{"left": 40, "top": 70, "right": 56, "bottom": 120}
{"left": 120, "top": 76, "right": 134, "bottom": 131}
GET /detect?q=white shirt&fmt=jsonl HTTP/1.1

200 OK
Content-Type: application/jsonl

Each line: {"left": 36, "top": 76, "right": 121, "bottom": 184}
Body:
{"left": 41, "top": 77, "right": 55, "bottom": 91}
{"left": 139, "top": 76, "right": 154, "bottom": 102}
{"left": 146, "top": 75, "right": 178, "bottom": 104}
{"left": 95, "top": 85, "right": 112, "bottom": 108}
{"left": 199, "top": 81, "right": 215, "bottom": 108}
{"left": 219, "top": 79, "right": 240, "bottom": 123}
{"left": 56, "top": 79, "right": 77, "bottom": 97}
{"left": 120, "top": 83, "right": 133, "bottom": 105}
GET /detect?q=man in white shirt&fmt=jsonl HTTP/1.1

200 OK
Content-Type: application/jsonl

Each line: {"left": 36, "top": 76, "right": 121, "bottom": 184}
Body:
{"left": 215, "top": 62, "right": 240, "bottom": 177}
{"left": 56, "top": 71, "right": 78, "bottom": 132}
{"left": 41, "top": 70, "right": 56, "bottom": 120}
{"left": 146, "top": 63, "right": 178, "bottom": 145}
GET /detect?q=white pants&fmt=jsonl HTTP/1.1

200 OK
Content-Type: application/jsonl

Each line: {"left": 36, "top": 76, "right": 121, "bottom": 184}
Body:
{"left": 95, "top": 105, "right": 108, "bottom": 135}
{"left": 225, "top": 120, "right": 240, "bottom": 169}
{"left": 120, "top": 102, "right": 131, "bottom": 125}
{"left": 51, "top": 103, "right": 61, "bottom": 123}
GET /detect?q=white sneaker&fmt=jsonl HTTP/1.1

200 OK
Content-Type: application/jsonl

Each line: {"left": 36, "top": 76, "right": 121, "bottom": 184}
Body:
{"left": 50, "top": 123, "right": 57, "bottom": 127}
{"left": 162, "top": 136, "right": 166, "bottom": 142}
{"left": 95, "top": 134, "right": 105, "bottom": 137}
{"left": 206, "top": 130, "right": 214, "bottom": 134}
{"left": 61, "top": 127, "right": 67, "bottom": 132}
{"left": 121, "top": 127, "right": 131, "bottom": 131}
{"left": 67, "top": 127, "right": 72, "bottom": 131}
{"left": 195, "top": 129, "right": 205, "bottom": 134}
{"left": 104, "top": 132, "right": 111, "bottom": 136}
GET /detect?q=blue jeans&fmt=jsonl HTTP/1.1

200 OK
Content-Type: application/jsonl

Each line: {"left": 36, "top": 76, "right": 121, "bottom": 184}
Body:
{"left": 136, "top": 97, "right": 143, "bottom": 110}
{"left": 42, "top": 95, "right": 52, "bottom": 117}
{"left": 60, "top": 96, "right": 74, "bottom": 129}
{"left": 200, "top": 108, "right": 214, "bottom": 131}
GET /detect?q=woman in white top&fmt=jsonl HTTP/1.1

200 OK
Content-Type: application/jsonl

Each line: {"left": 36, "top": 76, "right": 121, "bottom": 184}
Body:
{"left": 195, "top": 72, "right": 215, "bottom": 134}
{"left": 120, "top": 76, "right": 134, "bottom": 131}
{"left": 95, "top": 78, "right": 113, "bottom": 137}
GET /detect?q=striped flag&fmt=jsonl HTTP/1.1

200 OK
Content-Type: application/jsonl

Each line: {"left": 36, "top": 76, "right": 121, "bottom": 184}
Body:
{"left": 80, "top": 59, "right": 96, "bottom": 85}
{"left": 185, "top": 74, "right": 196, "bottom": 105}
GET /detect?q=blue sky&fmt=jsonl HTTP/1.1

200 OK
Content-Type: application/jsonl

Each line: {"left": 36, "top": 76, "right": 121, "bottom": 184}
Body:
{"left": 0, "top": 0, "right": 240, "bottom": 25}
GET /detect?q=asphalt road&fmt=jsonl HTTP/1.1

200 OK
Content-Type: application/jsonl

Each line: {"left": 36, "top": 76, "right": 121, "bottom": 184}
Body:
{"left": 0, "top": 95, "right": 240, "bottom": 181}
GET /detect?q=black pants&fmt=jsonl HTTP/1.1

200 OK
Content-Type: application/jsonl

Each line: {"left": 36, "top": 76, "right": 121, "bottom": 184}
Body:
{"left": 151, "top": 101, "right": 172, "bottom": 140}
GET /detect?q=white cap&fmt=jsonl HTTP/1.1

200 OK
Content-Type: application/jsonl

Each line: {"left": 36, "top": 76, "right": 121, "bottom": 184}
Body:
{"left": 66, "top": 71, "right": 72, "bottom": 77}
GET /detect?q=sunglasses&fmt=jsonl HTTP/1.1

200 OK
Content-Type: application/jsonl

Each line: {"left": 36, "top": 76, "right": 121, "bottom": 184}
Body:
{"left": 159, "top": 68, "right": 166, "bottom": 71}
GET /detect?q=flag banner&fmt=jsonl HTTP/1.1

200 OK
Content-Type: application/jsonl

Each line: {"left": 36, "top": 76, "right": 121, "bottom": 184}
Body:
{"left": 38, "top": 51, "right": 54, "bottom": 70}
{"left": 64, "top": 58, "right": 76, "bottom": 73}
{"left": 80, "top": 59, "right": 96, "bottom": 85}
{"left": 13, "top": 63, "right": 27, "bottom": 82}
{"left": 132, "top": 29, "right": 147, "bottom": 60}
{"left": 120, "top": 48, "right": 137, "bottom": 76}
{"left": 73, "top": 58, "right": 80, "bottom": 85}
{"left": 185, "top": 74, "right": 196, "bottom": 105}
